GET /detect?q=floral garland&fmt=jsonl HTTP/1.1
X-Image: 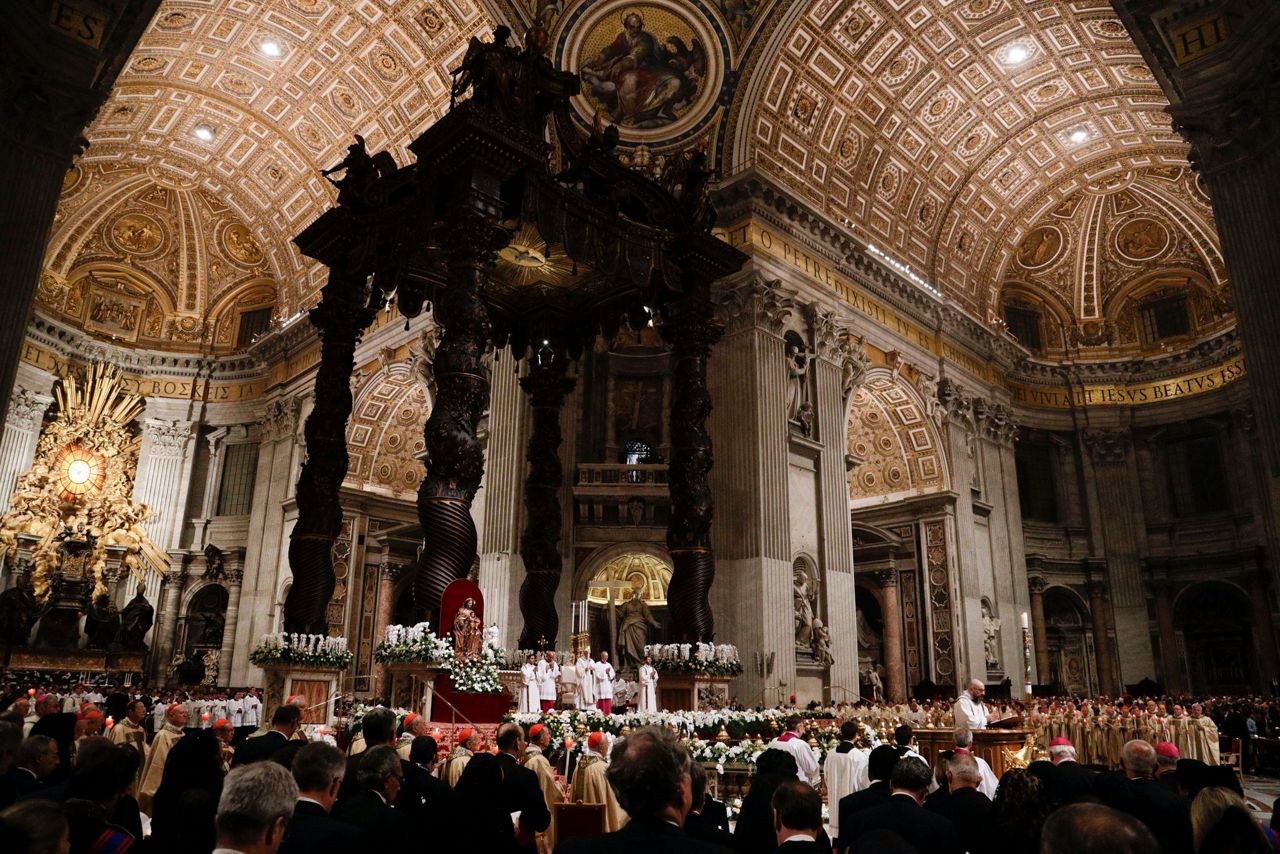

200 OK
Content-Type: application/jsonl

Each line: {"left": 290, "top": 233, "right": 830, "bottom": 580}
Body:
{"left": 645, "top": 643, "right": 744, "bottom": 677}
{"left": 249, "top": 633, "right": 353, "bottom": 668}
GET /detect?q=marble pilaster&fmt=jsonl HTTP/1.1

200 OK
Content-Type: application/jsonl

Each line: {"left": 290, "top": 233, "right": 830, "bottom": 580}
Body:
{"left": 876, "top": 569, "right": 905, "bottom": 703}
{"left": 133, "top": 417, "right": 198, "bottom": 551}
{"left": 1087, "top": 577, "right": 1119, "bottom": 697}
{"left": 216, "top": 559, "right": 245, "bottom": 688}
{"left": 707, "top": 274, "right": 795, "bottom": 704}
{"left": 1083, "top": 429, "right": 1155, "bottom": 684}
{"left": 0, "top": 386, "right": 52, "bottom": 516}
{"left": 1027, "top": 574, "right": 1050, "bottom": 684}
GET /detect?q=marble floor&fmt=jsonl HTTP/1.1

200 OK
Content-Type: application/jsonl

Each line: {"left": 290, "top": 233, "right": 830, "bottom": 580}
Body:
{"left": 1244, "top": 774, "right": 1280, "bottom": 825}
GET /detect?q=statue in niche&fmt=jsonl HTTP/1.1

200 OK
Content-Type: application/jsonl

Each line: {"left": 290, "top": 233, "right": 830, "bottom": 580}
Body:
{"left": 856, "top": 607, "right": 882, "bottom": 665}
{"left": 793, "top": 562, "right": 818, "bottom": 651}
{"left": 811, "top": 618, "right": 834, "bottom": 666}
{"left": 119, "top": 583, "right": 154, "bottom": 649}
{"left": 617, "top": 587, "right": 658, "bottom": 672}
{"left": 452, "top": 597, "right": 483, "bottom": 662}
{"left": 982, "top": 603, "right": 1001, "bottom": 671}
{"left": 785, "top": 341, "right": 816, "bottom": 426}
{"left": 202, "top": 649, "right": 220, "bottom": 686}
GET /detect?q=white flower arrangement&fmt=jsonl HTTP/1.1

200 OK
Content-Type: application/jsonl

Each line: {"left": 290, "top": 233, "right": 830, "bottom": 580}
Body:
{"left": 373, "top": 622, "right": 455, "bottom": 665}
{"left": 644, "top": 643, "right": 744, "bottom": 677}
{"left": 249, "top": 632, "right": 352, "bottom": 668}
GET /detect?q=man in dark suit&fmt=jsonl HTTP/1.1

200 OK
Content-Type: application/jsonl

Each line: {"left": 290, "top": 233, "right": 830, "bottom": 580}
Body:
{"left": 1097, "top": 740, "right": 1192, "bottom": 854}
{"left": 337, "top": 707, "right": 426, "bottom": 817}
{"left": 333, "top": 745, "right": 408, "bottom": 847}
{"left": 407, "top": 736, "right": 453, "bottom": 841}
{"left": 926, "top": 753, "right": 990, "bottom": 854}
{"left": 6, "top": 734, "right": 58, "bottom": 799}
{"left": 28, "top": 696, "right": 75, "bottom": 782}
{"left": 771, "top": 780, "right": 827, "bottom": 852}
{"left": 280, "top": 742, "right": 359, "bottom": 854}
{"left": 836, "top": 743, "right": 898, "bottom": 851}
{"left": 843, "top": 756, "right": 962, "bottom": 854}
{"left": 685, "top": 762, "right": 734, "bottom": 847}
{"left": 495, "top": 722, "right": 551, "bottom": 854}
{"left": 232, "top": 702, "right": 300, "bottom": 768}
{"left": 553, "top": 726, "right": 731, "bottom": 853}
{"left": 1048, "top": 737, "right": 1098, "bottom": 806}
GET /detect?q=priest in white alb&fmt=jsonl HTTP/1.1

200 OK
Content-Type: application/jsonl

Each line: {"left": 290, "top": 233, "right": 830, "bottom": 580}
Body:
{"left": 593, "top": 652, "right": 616, "bottom": 716}
{"left": 537, "top": 651, "right": 561, "bottom": 712}
{"left": 953, "top": 678, "right": 999, "bottom": 731}
{"left": 574, "top": 651, "right": 597, "bottom": 711}
{"left": 520, "top": 653, "right": 541, "bottom": 714}
{"left": 637, "top": 655, "right": 658, "bottom": 714}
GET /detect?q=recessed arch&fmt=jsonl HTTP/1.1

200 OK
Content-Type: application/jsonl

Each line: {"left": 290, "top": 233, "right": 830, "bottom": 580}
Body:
{"left": 847, "top": 368, "right": 948, "bottom": 507}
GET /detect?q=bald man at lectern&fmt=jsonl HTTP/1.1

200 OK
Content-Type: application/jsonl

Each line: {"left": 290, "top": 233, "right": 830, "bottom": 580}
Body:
{"left": 953, "top": 679, "right": 1000, "bottom": 731}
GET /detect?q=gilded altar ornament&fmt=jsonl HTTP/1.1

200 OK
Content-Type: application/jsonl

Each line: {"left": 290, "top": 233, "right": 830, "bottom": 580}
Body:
{"left": 0, "top": 362, "right": 167, "bottom": 602}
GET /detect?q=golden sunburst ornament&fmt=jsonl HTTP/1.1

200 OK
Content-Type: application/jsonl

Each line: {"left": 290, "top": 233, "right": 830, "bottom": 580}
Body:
{"left": 53, "top": 445, "right": 107, "bottom": 501}
{"left": 495, "top": 222, "right": 576, "bottom": 288}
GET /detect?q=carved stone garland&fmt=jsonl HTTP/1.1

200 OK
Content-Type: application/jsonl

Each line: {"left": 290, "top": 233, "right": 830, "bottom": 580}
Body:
{"left": 517, "top": 354, "right": 574, "bottom": 650}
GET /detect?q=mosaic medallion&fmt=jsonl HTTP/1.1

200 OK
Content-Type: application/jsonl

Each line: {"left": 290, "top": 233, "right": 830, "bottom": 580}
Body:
{"left": 559, "top": 1, "right": 726, "bottom": 144}
{"left": 108, "top": 212, "right": 167, "bottom": 258}
{"left": 220, "top": 222, "right": 265, "bottom": 266}
{"left": 1016, "top": 225, "right": 1064, "bottom": 270}
{"left": 1114, "top": 218, "right": 1170, "bottom": 262}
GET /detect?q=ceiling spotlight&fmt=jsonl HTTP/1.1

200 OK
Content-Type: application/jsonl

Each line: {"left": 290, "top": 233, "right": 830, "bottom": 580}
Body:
{"left": 1005, "top": 45, "right": 1029, "bottom": 65}
{"left": 260, "top": 39, "right": 282, "bottom": 57}
{"left": 1069, "top": 128, "right": 1089, "bottom": 144}
{"left": 193, "top": 124, "right": 215, "bottom": 142}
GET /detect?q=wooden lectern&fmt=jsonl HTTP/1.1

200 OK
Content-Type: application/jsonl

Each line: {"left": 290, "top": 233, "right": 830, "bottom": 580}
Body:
{"left": 912, "top": 728, "right": 1037, "bottom": 777}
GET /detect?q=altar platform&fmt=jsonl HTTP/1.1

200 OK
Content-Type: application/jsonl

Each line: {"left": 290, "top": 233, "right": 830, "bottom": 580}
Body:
{"left": 913, "top": 727, "right": 1037, "bottom": 777}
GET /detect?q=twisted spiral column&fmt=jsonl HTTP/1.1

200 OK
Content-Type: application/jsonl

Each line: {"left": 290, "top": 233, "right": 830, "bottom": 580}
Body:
{"left": 663, "top": 298, "right": 723, "bottom": 642}
{"left": 285, "top": 273, "right": 376, "bottom": 634}
{"left": 415, "top": 213, "right": 502, "bottom": 624}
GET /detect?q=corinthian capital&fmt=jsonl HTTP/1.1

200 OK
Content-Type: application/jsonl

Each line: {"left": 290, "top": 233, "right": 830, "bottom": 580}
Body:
{"left": 143, "top": 419, "right": 195, "bottom": 456}
{"left": 1084, "top": 428, "right": 1131, "bottom": 464}
{"left": 713, "top": 276, "right": 795, "bottom": 336}
{"left": 973, "top": 399, "right": 1019, "bottom": 445}
{"left": 937, "top": 379, "right": 975, "bottom": 430}
{"left": 5, "top": 388, "right": 53, "bottom": 431}
{"left": 259, "top": 396, "right": 302, "bottom": 442}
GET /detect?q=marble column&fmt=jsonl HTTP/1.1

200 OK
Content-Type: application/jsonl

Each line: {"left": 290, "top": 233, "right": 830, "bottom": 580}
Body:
{"left": 0, "top": 387, "right": 53, "bottom": 515}
{"left": 1083, "top": 429, "right": 1155, "bottom": 683}
{"left": 153, "top": 563, "right": 187, "bottom": 682}
{"left": 1148, "top": 566, "right": 1183, "bottom": 693}
{"left": 477, "top": 356, "right": 531, "bottom": 653}
{"left": 938, "top": 380, "right": 978, "bottom": 684}
{"left": 133, "top": 418, "right": 198, "bottom": 551}
{"left": 1087, "top": 578, "right": 1118, "bottom": 697}
{"left": 374, "top": 559, "right": 410, "bottom": 696}
{"left": 1248, "top": 563, "right": 1280, "bottom": 688}
{"left": 876, "top": 569, "right": 905, "bottom": 703}
{"left": 1027, "top": 574, "right": 1050, "bottom": 684}
{"left": 216, "top": 563, "right": 244, "bottom": 688}
{"left": 707, "top": 274, "right": 795, "bottom": 703}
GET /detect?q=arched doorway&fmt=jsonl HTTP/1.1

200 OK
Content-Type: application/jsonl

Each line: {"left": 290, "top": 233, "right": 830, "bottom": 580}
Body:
{"left": 182, "top": 584, "right": 228, "bottom": 685}
{"left": 581, "top": 549, "right": 671, "bottom": 674}
{"left": 1043, "top": 587, "right": 1094, "bottom": 695}
{"left": 854, "top": 582, "right": 885, "bottom": 693}
{"left": 1176, "top": 581, "right": 1254, "bottom": 694}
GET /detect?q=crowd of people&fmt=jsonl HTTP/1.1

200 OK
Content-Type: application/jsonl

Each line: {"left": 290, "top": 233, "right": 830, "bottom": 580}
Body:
{"left": 0, "top": 671, "right": 1278, "bottom": 853}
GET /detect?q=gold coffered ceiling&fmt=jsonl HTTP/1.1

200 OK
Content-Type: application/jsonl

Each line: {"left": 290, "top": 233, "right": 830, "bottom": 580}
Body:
{"left": 733, "top": 0, "right": 1212, "bottom": 321}
{"left": 42, "top": 0, "right": 1230, "bottom": 360}
{"left": 64, "top": 0, "right": 496, "bottom": 323}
